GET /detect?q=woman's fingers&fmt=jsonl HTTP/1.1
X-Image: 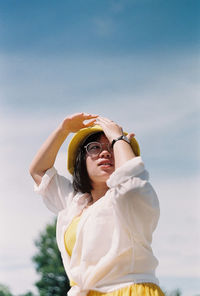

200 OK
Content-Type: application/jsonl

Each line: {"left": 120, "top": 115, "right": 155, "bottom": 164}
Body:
{"left": 95, "top": 118, "right": 109, "bottom": 129}
{"left": 84, "top": 119, "right": 97, "bottom": 127}
{"left": 96, "top": 116, "right": 113, "bottom": 123}
{"left": 83, "top": 113, "right": 98, "bottom": 119}
{"left": 68, "top": 112, "right": 98, "bottom": 121}
{"left": 62, "top": 113, "right": 98, "bottom": 133}
{"left": 127, "top": 133, "right": 135, "bottom": 140}
{"left": 94, "top": 116, "right": 123, "bottom": 142}
{"left": 83, "top": 113, "right": 98, "bottom": 127}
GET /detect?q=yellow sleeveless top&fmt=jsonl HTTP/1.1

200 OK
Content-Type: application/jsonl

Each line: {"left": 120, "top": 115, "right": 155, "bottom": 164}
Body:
{"left": 64, "top": 215, "right": 81, "bottom": 256}
{"left": 64, "top": 216, "right": 164, "bottom": 296}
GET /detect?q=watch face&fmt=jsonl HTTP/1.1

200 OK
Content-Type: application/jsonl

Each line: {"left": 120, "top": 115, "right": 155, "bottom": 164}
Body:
{"left": 122, "top": 135, "right": 130, "bottom": 143}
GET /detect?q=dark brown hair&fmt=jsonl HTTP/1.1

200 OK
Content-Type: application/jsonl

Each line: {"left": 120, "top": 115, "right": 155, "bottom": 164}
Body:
{"left": 72, "top": 131, "right": 104, "bottom": 193}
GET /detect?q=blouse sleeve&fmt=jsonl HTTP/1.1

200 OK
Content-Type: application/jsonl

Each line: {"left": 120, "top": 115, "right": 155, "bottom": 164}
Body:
{"left": 107, "top": 157, "right": 160, "bottom": 242}
{"left": 34, "top": 166, "right": 74, "bottom": 215}
{"left": 107, "top": 157, "right": 148, "bottom": 188}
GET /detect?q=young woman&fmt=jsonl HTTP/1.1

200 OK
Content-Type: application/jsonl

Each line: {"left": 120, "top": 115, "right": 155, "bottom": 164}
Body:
{"left": 30, "top": 112, "right": 165, "bottom": 296}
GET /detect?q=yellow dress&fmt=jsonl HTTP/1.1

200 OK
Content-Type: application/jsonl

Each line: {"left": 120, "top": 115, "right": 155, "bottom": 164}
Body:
{"left": 64, "top": 216, "right": 165, "bottom": 296}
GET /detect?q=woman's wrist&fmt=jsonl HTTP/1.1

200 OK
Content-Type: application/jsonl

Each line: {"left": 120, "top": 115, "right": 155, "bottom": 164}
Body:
{"left": 56, "top": 123, "right": 70, "bottom": 139}
{"left": 111, "top": 135, "right": 130, "bottom": 147}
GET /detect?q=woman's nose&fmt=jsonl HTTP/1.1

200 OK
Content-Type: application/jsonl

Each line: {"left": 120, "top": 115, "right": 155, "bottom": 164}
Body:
{"left": 99, "top": 148, "right": 112, "bottom": 158}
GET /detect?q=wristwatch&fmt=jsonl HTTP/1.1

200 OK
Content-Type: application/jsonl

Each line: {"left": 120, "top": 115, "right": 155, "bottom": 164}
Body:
{"left": 111, "top": 135, "right": 130, "bottom": 148}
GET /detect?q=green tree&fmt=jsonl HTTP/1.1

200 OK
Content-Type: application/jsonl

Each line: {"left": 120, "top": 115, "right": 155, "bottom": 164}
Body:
{"left": 32, "top": 219, "right": 70, "bottom": 296}
{"left": 0, "top": 284, "right": 13, "bottom": 296}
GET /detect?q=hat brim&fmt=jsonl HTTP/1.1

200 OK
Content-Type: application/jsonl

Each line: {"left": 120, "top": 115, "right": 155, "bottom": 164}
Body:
{"left": 67, "top": 125, "right": 140, "bottom": 175}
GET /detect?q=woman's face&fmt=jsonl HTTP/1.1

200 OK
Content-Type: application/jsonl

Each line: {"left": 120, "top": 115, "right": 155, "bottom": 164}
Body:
{"left": 86, "top": 134, "right": 115, "bottom": 185}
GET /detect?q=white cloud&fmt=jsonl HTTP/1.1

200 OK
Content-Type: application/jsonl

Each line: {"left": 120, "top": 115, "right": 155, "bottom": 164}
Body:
{"left": 0, "top": 266, "right": 38, "bottom": 295}
{"left": 152, "top": 175, "right": 200, "bottom": 277}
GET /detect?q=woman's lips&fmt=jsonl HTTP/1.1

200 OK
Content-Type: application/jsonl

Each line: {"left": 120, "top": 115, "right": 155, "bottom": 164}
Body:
{"left": 98, "top": 160, "right": 113, "bottom": 167}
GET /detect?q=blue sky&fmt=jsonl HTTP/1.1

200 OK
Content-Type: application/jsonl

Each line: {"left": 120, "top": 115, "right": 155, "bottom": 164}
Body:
{"left": 0, "top": 0, "right": 200, "bottom": 295}
{"left": 0, "top": 0, "right": 199, "bottom": 54}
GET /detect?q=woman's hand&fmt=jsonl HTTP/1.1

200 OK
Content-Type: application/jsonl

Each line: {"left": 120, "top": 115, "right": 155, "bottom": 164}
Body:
{"left": 60, "top": 113, "right": 98, "bottom": 134}
{"left": 95, "top": 116, "right": 123, "bottom": 142}
{"left": 95, "top": 116, "right": 135, "bottom": 142}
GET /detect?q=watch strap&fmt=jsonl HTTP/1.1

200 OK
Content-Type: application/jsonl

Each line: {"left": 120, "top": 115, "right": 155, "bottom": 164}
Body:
{"left": 111, "top": 135, "right": 130, "bottom": 148}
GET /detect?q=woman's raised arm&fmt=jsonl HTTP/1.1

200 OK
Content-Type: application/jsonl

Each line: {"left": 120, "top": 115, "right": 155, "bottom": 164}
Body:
{"left": 29, "top": 113, "right": 97, "bottom": 186}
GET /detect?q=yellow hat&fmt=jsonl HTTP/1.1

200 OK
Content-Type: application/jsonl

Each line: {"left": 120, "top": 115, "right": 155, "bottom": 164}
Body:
{"left": 67, "top": 125, "right": 140, "bottom": 175}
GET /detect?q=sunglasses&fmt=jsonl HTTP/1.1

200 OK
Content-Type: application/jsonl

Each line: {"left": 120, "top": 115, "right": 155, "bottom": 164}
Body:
{"left": 84, "top": 141, "right": 113, "bottom": 156}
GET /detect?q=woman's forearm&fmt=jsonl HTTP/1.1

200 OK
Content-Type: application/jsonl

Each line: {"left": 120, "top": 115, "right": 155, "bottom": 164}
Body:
{"left": 113, "top": 140, "right": 136, "bottom": 170}
{"left": 29, "top": 125, "right": 69, "bottom": 185}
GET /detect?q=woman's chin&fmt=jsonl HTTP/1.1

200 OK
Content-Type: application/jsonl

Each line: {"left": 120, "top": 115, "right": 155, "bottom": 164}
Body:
{"left": 99, "top": 165, "right": 114, "bottom": 173}
{"left": 99, "top": 169, "right": 114, "bottom": 181}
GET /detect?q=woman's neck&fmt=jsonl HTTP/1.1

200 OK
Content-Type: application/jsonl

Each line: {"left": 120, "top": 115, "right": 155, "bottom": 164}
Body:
{"left": 90, "top": 183, "right": 109, "bottom": 203}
